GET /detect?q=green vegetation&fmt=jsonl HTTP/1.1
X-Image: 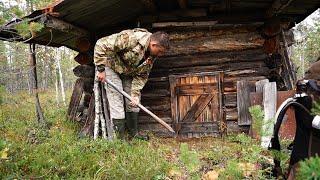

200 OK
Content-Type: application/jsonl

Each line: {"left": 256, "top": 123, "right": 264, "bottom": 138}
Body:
{"left": 297, "top": 156, "right": 320, "bottom": 180}
{"left": 179, "top": 143, "right": 201, "bottom": 179}
{"left": 0, "top": 91, "right": 171, "bottom": 179}
{"left": 16, "top": 21, "right": 44, "bottom": 39}
{"left": 1, "top": 91, "right": 318, "bottom": 179}
{"left": 0, "top": 90, "right": 281, "bottom": 179}
{"left": 291, "top": 14, "right": 320, "bottom": 78}
{"left": 249, "top": 105, "right": 274, "bottom": 137}
{"left": 311, "top": 100, "right": 320, "bottom": 116}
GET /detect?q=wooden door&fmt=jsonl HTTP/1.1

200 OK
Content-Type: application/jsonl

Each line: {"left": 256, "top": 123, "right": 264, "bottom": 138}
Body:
{"left": 169, "top": 72, "right": 224, "bottom": 137}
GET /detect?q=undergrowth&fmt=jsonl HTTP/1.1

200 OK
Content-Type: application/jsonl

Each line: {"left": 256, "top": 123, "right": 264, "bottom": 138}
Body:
{"left": 2, "top": 90, "right": 317, "bottom": 179}
{"left": 0, "top": 90, "right": 170, "bottom": 179}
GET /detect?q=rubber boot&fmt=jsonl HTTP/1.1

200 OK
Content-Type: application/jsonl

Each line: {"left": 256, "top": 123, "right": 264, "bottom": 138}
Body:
{"left": 126, "top": 112, "right": 136, "bottom": 137}
{"left": 113, "top": 118, "right": 126, "bottom": 139}
{"left": 126, "top": 112, "right": 149, "bottom": 141}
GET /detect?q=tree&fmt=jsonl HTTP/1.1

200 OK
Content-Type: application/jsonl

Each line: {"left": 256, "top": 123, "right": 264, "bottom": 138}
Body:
{"left": 291, "top": 9, "right": 320, "bottom": 79}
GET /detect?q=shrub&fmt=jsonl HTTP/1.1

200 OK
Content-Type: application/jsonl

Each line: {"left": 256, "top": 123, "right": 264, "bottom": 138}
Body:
{"left": 297, "top": 156, "right": 320, "bottom": 180}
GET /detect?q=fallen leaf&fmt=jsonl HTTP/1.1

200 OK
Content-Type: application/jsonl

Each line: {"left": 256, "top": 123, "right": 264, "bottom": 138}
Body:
{"left": 202, "top": 170, "right": 220, "bottom": 180}
{"left": 1, "top": 147, "right": 9, "bottom": 159}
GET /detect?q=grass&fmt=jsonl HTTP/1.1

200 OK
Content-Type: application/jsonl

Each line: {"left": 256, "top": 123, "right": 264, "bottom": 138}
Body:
{"left": 0, "top": 89, "right": 318, "bottom": 179}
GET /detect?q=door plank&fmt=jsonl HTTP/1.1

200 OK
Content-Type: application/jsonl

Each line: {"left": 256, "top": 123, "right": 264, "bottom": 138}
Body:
{"left": 182, "top": 93, "right": 214, "bottom": 122}
{"left": 169, "top": 76, "right": 178, "bottom": 131}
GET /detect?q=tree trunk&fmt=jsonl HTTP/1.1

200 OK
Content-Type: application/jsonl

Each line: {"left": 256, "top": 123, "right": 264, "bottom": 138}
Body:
{"left": 56, "top": 49, "right": 66, "bottom": 105}
{"left": 6, "top": 44, "right": 13, "bottom": 93}
{"left": 29, "top": 44, "right": 47, "bottom": 127}
{"left": 57, "top": 48, "right": 66, "bottom": 106}
{"left": 55, "top": 68, "right": 60, "bottom": 105}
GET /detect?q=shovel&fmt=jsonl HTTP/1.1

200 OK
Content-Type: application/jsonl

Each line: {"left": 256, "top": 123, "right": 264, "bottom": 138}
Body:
{"left": 104, "top": 79, "right": 175, "bottom": 133}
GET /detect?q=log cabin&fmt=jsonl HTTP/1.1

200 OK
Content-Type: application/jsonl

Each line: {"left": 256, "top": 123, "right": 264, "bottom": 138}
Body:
{"left": 0, "top": 0, "right": 319, "bottom": 138}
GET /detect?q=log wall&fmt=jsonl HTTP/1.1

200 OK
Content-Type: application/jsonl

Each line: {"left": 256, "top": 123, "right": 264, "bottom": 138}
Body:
{"left": 139, "top": 25, "right": 271, "bottom": 137}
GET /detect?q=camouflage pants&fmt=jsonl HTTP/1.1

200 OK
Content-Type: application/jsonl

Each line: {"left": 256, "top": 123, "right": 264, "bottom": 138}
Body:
{"left": 104, "top": 66, "right": 140, "bottom": 120}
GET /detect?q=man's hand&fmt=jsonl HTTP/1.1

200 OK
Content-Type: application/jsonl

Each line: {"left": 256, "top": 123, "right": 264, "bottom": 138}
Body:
{"left": 97, "top": 71, "right": 106, "bottom": 82}
{"left": 129, "top": 96, "right": 140, "bottom": 107}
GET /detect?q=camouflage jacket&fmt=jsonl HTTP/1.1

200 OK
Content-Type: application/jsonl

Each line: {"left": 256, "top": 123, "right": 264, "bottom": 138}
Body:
{"left": 94, "top": 28, "right": 154, "bottom": 97}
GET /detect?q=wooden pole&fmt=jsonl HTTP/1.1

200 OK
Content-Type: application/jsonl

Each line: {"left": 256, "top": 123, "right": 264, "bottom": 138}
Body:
{"left": 105, "top": 79, "right": 175, "bottom": 133}
{"left": 93, "top": 78, "right": 100, "bottom": 139}
{"left": 100, "top": 83, "right": 115, "bottom": 140}
{"left": 29, "top": 43, "right": 47, "bottom": 127}
{"left": 281, "top": 29, "right": 296, "bottom": 88}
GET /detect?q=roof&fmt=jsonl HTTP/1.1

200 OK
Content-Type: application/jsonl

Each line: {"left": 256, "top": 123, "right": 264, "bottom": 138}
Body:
{"left": 0, "top": 0, "right": 319, "bottom": 51}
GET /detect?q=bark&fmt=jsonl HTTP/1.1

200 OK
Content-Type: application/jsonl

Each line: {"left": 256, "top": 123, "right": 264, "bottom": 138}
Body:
{"left": 56, "top": 48, "right": 66, "bottom": 106}
{"left": 29, "top": 44, "right": 47, "bottom": 127}
{"left": 55, "top": 69, "right": 60, "bottom": 105}
{"left": 93, "top": 76, "right": 107, "bottom": 139}
{"left": 100, "top": 82, "right": 115, "bottom": 140}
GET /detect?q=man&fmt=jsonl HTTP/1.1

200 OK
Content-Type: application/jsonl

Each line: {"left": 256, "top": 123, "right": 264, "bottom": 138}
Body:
{"left": 94, "top": 28, "right": 169, "bottom": 140}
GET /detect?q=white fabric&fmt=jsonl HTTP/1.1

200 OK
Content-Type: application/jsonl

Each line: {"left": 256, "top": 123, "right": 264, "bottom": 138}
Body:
{"left": 312, "top": 115, "right": 320, "bottom": 129}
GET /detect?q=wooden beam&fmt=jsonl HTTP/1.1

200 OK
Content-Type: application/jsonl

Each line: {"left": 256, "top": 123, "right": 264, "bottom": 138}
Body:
{"left": 266, "top": 0, "right": 295, "bottom": 18}
{"left": 152, "top": 21, "right": 218, "bottom": 28}
{"left": 280, "top": 29, "right": 296, "bottom": 89}
{"left": 182, "top": 94, "right": 214, "bottom": 122}
{"left": 40, "top": 15, "right": 90, "bottom": 37}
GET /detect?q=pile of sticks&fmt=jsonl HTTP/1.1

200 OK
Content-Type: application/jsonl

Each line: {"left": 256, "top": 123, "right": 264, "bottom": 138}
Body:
{"left": 93, "top": 76, "right": 115, "bottom": 140}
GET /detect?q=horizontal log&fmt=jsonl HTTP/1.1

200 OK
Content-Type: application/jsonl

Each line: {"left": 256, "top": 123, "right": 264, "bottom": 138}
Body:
{"left": 152, "top": 21, "right": 218, "bottom": 28}
{"left": 138, "top": 116, "right": 172, "bottom": 124}
{"left": 224, "top": 76, "right": 268, "bottom": 84}
{"left": 154, "top": 49, "right": 267, "bottom": 69}
{"left": 165, "top": 32, "right": 264, "bottom": 56}
{"left": 225, "top": 93, "right": 237, "bottom": 108}
{"left": 139, "top": 123, "right": 173, "bottom": 132}
{"left": 179, "top": 122, "right": 219, "bottom": 134}
{"left": 141, "top": 102, "right": 171, "bottom": 112}
{"left": 226, "top": 108, "right": 238, "bottom": 121}
{"left": 141, "top": 89, "right": 170, "bottom": 97}
{"left": 148, "top": 77, "right": 169, "bottom": 82}
{"left": 227, "top": 121, "right": 250, "bottom": 134}
{"left": 167, "top": 27, "right": 261, "bottom": 41}
{"left": 150, "top": 61, "right": 268, "bottom": 78}
{"left": 142, "top": 80, "right": 169, "bottom": 91}
{"left": 139, "top": 110, "right": 171, "bottom": 118}
{"left": 140, "top": 120, "right": 248, "bottom": 134}
{"left": 40, "top": 15, "right": 89, "bottom": 37}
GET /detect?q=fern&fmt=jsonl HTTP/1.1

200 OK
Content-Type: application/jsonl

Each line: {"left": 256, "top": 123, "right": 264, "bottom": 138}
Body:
{"left": 249, "top": 105, "right": 274, "bottom": 137}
